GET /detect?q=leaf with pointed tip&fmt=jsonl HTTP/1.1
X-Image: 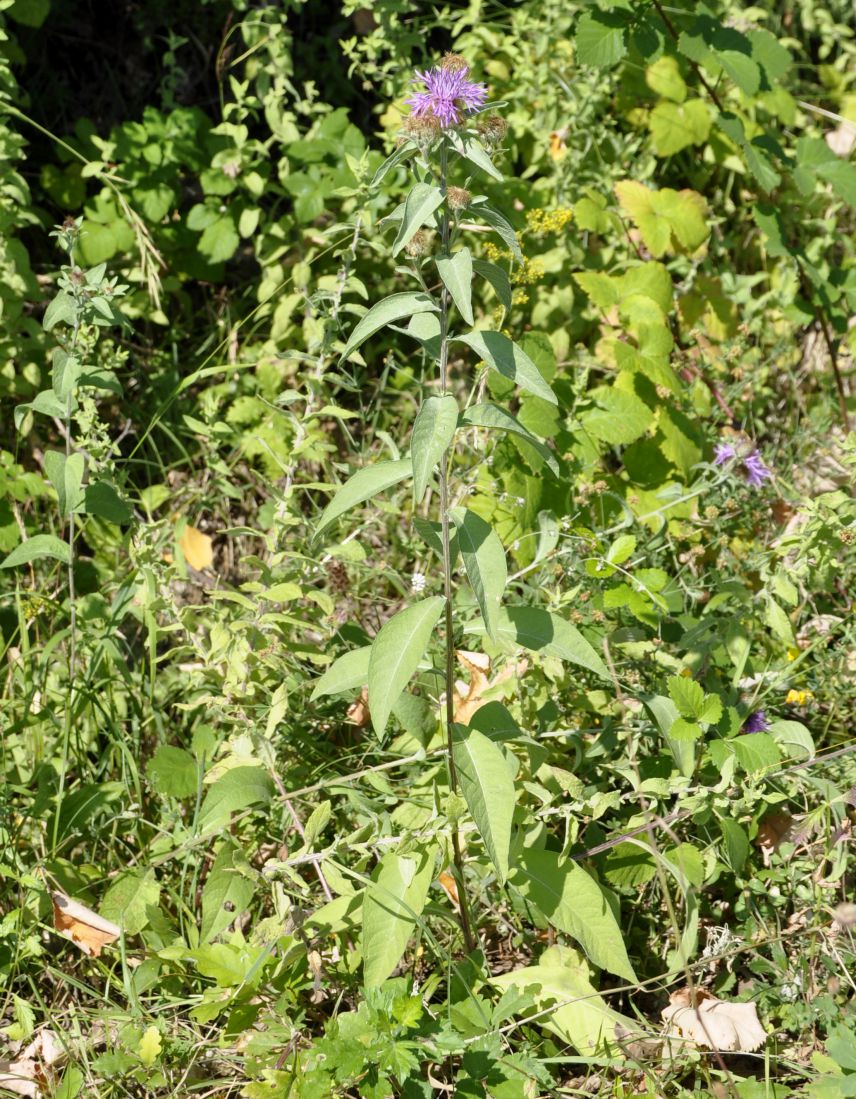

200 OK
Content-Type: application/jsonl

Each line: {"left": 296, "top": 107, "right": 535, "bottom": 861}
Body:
{"left": 339, "top": 293, "right": 438, "bottom": 362}
{"left": 362, "top": 847, "right": 434, "bottom": 987}
{"left": 450, "top": 133, "right": 503, "bottom": 181}
{"left": 472, "top": 259, "right": 512, "bottom": 310}
{"left": 436, "top": 247, "right": 474, "bottom": 325}
{"left": 456, "top": 331, "right": 556, "bottom": 404}
{"left": 466, "top": 605, "right": 609, "bottom": 680}
{"left": 453, "top": 727, "right": 515, "bottom": 883}
{"left": 471, "top": 202, "right": 523, "bottom": 263}
{"left": 411, "top": 395, "right": 459, "bottom": 504}
{"left": 316, "top": 459, "right": 412, "bottom": 537}
{"left": 370, "top": 140, "right": 416, "bottom": 188}
{"left": 459, "top": 402, "right": 559, "bottom": 475}
{"left": 392, "top": 183, "right": 444, "bottom": 257}
{"left": 368, "top": 597, "right": 444, "bottom": 736}
{"left": 1, "top": 534, "right": 71, "bottom": 568}
{"left": 449, "top": 507, "right": 507, "bottom": 640}
{"left": 311, "top": 646, "right": 372, "bottom": 700}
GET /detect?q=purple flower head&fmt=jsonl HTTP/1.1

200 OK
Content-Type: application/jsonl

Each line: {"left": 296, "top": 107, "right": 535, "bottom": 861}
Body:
{"left": 405, "top": 62, "right": 488, "bottom": 129}
{"left": 714, "top": 442, "right": 737, "bottom": 465}
{"left": 743, "top": 450, "right": 773, "bottom": 488}
{"left": 743, "top": 709, "right": 769, "bottom": 733}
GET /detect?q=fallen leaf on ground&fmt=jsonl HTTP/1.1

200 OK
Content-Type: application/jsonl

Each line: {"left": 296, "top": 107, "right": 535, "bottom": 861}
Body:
{"left": 346, "top": 687, "right": 371, "bottom": 727}
{"left": 52, "top": 892, "right": 121, "bottom": 957}
{"left": 437, "top": 869, "right": 460, "bottom": 909}
{"left": 0, "top": 1028, "right": 66, "bottom": 1098}
{"left": 662, "top": 988, "right": 766, "bottom": 1052}
{"left": 179, "top": 524, "right": 214, "bottom": 570}
{"left": 451, "top": 649, "right": 527, "bottom": 725}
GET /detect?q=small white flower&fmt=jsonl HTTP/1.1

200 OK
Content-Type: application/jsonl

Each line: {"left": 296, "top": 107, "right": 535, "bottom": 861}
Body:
{"left": 411, "top": 570, "right": 427, "bottom": 593}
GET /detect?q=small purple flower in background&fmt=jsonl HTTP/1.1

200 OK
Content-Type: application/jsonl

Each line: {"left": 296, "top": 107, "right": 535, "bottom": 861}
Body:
{"left": 714, "top": 442, "right": 736, "bottom": 465}
{"left": 743, "top": 450, "right": 773, "bottom": 488}
{"left": 743, "top": 709, "right": 769, "bottom": 733}
{"left": 406, "top": 58, "right": 488, "bottom": 129}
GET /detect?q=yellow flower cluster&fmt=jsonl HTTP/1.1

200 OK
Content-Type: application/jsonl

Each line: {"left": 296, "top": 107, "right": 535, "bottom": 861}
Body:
{"left": 526, "top": 206, "right": 574, "bottom": 234}
{"left": 513, "top": 257, "right": 545, "bottom": 285}
{"left": 483, "top": 241, "right": 506, "bottom": 263}
{"left": 785, "top": 689, "right": 814, "bottom": 705}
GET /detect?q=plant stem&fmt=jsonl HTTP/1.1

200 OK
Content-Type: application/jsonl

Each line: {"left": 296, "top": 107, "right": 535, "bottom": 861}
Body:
{"left": 437, "top": 140, "right": 477, "bottom": 954}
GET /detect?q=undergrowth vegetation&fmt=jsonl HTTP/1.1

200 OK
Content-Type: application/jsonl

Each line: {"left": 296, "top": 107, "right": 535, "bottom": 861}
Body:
{"left": 1, "top": 1, "right": 855, "bottom": 1096}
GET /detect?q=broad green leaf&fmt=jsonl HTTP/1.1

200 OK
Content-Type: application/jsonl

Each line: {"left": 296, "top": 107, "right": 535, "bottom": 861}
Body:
{"left": 311, "top": 646, "right": 371, "bottom": 700}
{"left": 452, "top": 727, "right": 515, "bottom": 884}
{"left": 15, "top": 389, "right": 70, "bottom": 431}
{"left": 411, "top": 394, "right": 458, "bottom": 504}
{"left": 198, "top": 214, "right": 239, "bottom": 263}
{"left": 44, "top": 450, "right": 85, "bottom": 517}
{"left": 1, "top": 534, "right": 71, "bottom": 569}
{"left": 580, "top": 386, "right": 653, "bottom": 445}
{"left": 52, "top": 349, "right": 81, "bottom": 401}
{"left": 368, "top": 596, "right": 444, "bottom": 737}
{"left": 649, "top": 99, "right": 710, "bottom": 156}
{"left": 468, "top": 605, "right": 610, "bottom": 681}
{"left": 436, "top": 247, "right": 474, "bottom": 325}
{"left": 492, "top": 945, "right": 639, "bottom": 1053}
{"left": 512, "top": 849, "right": 636, "bottom": 981}
{"left": 459, "top": 402, "right": 559, "bottom": 475}
{"left": 646, "top": 694, "right": 695, "bottom": 777}
{"left": 451, "top": 133, "right": 503, "bottom": 181}
{"left": 201, "top": 841, "right": 256, "bottom": 941}
{"left": 100, "top": 868, "right": 159, "bottom": 935}
{"left": 84, "top": 481, "right": 133, "bottom": 525}
{"left": 615, "top": 180, "right": 708, "bottom": 257}
{"left": 645, "top": 56, "right": 687, "bottom": 103}
{"left": 456, "top": 330, "right": 557, "bottom": 405}
{"left": 362, "top": 847, "right": 434, "bottom": 987}
{"left": 471, "top": 202, "right": 523, "bottom": 263}
{"left": 720, "top": 819, "right": 749, "bottom": 873}
{"left": 198, "top": 766, "right": 274, "bottom": 831}
{"left": 667, "top": 675, "right": 705, "bottom": 719}
{"left": 449, "top": 507, "right": 507, "bottom": 640}
{"left": 146, "top": 746, "right": 198, "bottom": 798}
{"left": 392, "top": 182, "right": 444, "bottom": 257}
{"left": 472, "top": 259, "right": 512, "bottom": 310}
{"left": 768, "top": 719, "right": 814, "bottom": 761}
{"left": 316, "top": 458, "right": 412, "bottom": 537}
{"left": 730, "top": 732, "right": 780, "bottom": 775}
{"left": 43, "top": 290, "right": 76, "bottom": 331}
{"left": 575, "top": 10, "right": 628, "bottom": 68}
{"left": 340, "top": 293, "right": 438, "bottom": 361}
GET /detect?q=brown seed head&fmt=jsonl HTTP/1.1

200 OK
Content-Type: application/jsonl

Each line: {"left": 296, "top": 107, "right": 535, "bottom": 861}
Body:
{"left": 447, "top": 186, "right": 472, "bottom": 211}
{"left": 441, "top": 53, "right": 469, "bottom": 73}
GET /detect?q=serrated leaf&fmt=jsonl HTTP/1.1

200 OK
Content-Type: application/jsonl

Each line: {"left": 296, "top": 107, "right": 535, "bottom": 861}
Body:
{"left": 649, "top": 99, "right": 710, "bottom": 156}
{"left": 368, "top": 597, "right": 444, "bottom": 737}
{"left": 392, "top": 182, "right": 444, "bottom": 257}
{"left": 512, "top": 849, "right": 636, "bottom": 981}
{"left": 449, "top": 507, "right": 507, "bottom": 641}
{"left": 456, "top": 330, "right": 557, "bottom": 404}
{"left": 411, "top": 394, "right": 459, "bottom": 504}
{"left": 575, "top": 10, "right": 628, "bottom": 68}
{"left": 311, "top": 646, "right": 372, "bottom": 700}
{"left": 362, "top": 848, "right": 434, "bottom": 987}
{"left": 436, "top": 247, "right": 474, "bottom": 325}
{"left": 201, "top": 842, "right": 256, "bottom": 942}
{"left": 668, "top": 675, "right": 705, "bottom": 719}
{"left": 581, "top": 386, "right": 653, "bottom": 445}
{"left": 138, "top": 1027, "right": 162, "bottom": 1068}
{"left": 452, "top": 727, "right": 515, "bottom": 884}
{"left": 1, "top": 534, "right": 71, "bottom": 568}
{"left": 147, "top": 746, "right": 198, "bottom": 798}
{"left": 198, "top": 766, "right": 274, "bottom": 832}
{"left": 316, "top": 458, "right": 412, "bottom": 537}
{"left": 100, "top": 868, "right": 159, "bottom": 935}
{"left": 340, "top": 293, "right": 438, "bottom": 361}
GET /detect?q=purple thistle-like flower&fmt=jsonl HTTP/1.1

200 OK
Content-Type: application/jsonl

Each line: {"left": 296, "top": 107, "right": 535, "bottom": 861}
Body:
{"left": 714, "top": 442, "right": 737, "bottom": 465}
{"left": 743, "top": 709, "right": 769, "bottom": 733}
{"left": 405, "top": 64, "right": 488, "bottom": 129}
{"left": 743, "top": 450, "right": 773, "bottom": 488}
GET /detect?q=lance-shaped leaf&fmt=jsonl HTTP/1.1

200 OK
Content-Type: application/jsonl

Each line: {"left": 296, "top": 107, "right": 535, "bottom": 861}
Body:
{"left": 411, "top": 394, "right": 459, "bottom": 504}
{"left": 452, "top": 726, "right": 516, "bottom": 884}
{"left": 436, "top": 247, "right": 474, "bottom": 325}
{"left": 44, "top": 450, "right": 85, "bottom": 517}
{"left": 455, "top": 331, "right": 557, "bottom": 405}
{"left": 466, "top": 605, "right": 610, "bottom": 680}
{"left": 460, "top": 402, "right": 559, "bottom": 475}
{"left": 340, "top": 293, "right": 438, "bottom": 362}
{"left": 311, "top": 646, "right": 372, "bottom": 700}
{"left": 511, "top": 848, "right": 636, "bottom": 982}
{"left": 449, "top": 507, "right": 507, "bottom": 640}
{"left": 472, "top": 259, "right": 512, "bottom": 310}
{"left": 368, "top": 596, "right": 444, "bottom": 737}
{"left": 362, "top": 847, "right": 434, "bottom": 987}
{"left": 392, "top": 182, "right": 444, "bottom": 257}
{"left": 470, "top": 202, "right": 523, "bottom": 263}
{"left": 1, "top": 534, "right": 71, "bottom": 569}
{"left": 370, "top": 140, "right": 416, "bottom": 188}
{"left": 316, "top": 458, "right": 412, "bottom": 537}
{"left": 449, "top": 132, "right": 503, "bottom": 181}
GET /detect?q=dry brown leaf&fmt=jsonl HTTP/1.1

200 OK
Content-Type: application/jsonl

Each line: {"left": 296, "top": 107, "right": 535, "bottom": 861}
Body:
{"left": 451, "top": 650, "right": 528, "bottom": 726}
{"left": 756, "top": 811, "right": 795, "bottom": 867}
{"left": 179, "top": 524, "right": 213, "bottom": 571}
{"left": 437, "top": 869, "right": 460, "bottom": 909}
{"left": 0, "top": 1058, "right": 38, "bottom": 1098}
{"left": 52, "top": 891, "right": 121, "bottom": 957}
{"left": 346, "top": 687, "right": 371, "bottom": 727}
{"left": 0, "top": 1028, "right": 67, "bottom": 1098}
{"left": 662, "top": 988, "right": 766, "bottom": 1053}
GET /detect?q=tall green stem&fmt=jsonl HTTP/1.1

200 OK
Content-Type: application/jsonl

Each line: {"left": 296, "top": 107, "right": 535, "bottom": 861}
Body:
{"left": 437, "top": 141, "right": 477, "bottom": 954}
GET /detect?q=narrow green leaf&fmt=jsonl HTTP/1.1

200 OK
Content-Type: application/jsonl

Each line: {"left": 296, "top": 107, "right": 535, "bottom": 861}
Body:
{"left": 468, "top": 605, "right": 610, "bottom": 680}
{"left": 456, "top": 330, "right": 557, "bottom": 405}
{"left": 370, "top": 140, "right": 416, "bottom": 189}
{"left": 392, "top": 182, "right": 444, "bottom": 257}
{"left": 450, "top": 133, "right": 503, "bottom": 181}
{"left": 340, "top": 293, "right": 438, "bottom": 361}
{"left": 452, "top": 727, "right": 516, "bottom": 884}
{"left": 436, "top": 247, "right": 474, "bottom": 325}
{"left": 315, "top": 458, "right": 412, "bottom": 537}
{"left": 44, "top": 450, "right": 85, "bottom": 517}
{"left": 1, "top": 534, "right": 71, "bottom": 568}
{"left": 459, "top": 402, "right": 559, "bottom": 476}
{"left": 311, "top": 646, "right": 372, "bottom": 700}
{"left": 449, "top": 507, "right": 507, "bottom": 641}
{"left": 512, "top": 848, "right": 636, "bottom": 981}
{"left": 362, "top": 847, "right": 434, "bottom": 987}
{"left": 471, "top": 202, "right": 523, "bottom": 263}
{"left": 368, "top": 596, "right": 444, "bottom": 737}
{"left": 472, "top": 259, "right": 512, "bottom": 310}
{"left": 411, "top": 395, "right": 459, "bottom": 504}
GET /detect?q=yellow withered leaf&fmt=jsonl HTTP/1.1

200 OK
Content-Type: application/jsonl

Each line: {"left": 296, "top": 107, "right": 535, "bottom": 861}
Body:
{"left": 179, "top": 524, "right": 213, "bottom": 571}
{"left": 662, "top": 988, "right": 766, "bottom": 1053}
{"left": 51, "top": 891, "right": 121, "bottom": 957}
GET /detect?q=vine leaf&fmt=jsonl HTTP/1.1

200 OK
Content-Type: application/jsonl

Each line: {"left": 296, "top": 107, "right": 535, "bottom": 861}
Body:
{"left": 368, "top": 596, "right": 444, "bottom": 737}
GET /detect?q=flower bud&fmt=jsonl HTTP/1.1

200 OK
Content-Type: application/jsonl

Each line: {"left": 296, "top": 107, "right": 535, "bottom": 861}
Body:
{"left": 405, "top": 230, "right": 429, "bottom": 258}
{"left": 447, "top": 186, "right": 471, "bottom": 211}
{"left": 440, "top": 53, "right": 469, "bottom": 73}
{"left": 476, "top": 114, "right": 508, "bottom": 145}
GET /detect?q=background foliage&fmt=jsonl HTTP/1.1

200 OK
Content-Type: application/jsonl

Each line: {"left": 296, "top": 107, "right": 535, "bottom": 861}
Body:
{"left": 0, "top": 0, "right": 854, "bottom": 1096}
